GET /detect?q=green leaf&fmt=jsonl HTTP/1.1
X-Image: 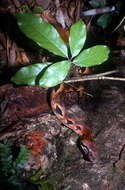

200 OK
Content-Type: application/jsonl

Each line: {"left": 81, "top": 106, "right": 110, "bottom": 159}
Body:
{"left": 16, "top": 12, "right": 68, "bottom": 57}
{"left": 30, "top": 168, "right": 44, "bottom": 182}
{"left": 69, "top": 20, "right": 86, "bottom": 58}
{"left": 0, "top": 140, "right": 13, "bottom": 176}
{"left": 20, "top": 5, "right": 31, "bottom": 12}
{"left": 39, "top": 61, "right": 71, "bottom": 88}
{"left": 97, "top": 13, "right": 112, "bottom": 29}
{"left": 13, "top": 146, "right": 30, "bottom": 170}
{"left": 73, "top": 45, "right": 110, "bottom": 67}
{"left": 38, "top": 181, "right": 55, "bottom": 190}
{"left": 33, "top": 6, "right": 44, "bottom": 14}
{"left": 11, "top": 62, "right": 51, "bottom": 85}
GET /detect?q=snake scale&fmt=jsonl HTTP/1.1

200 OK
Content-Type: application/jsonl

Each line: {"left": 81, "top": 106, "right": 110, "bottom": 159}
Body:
{"left": 51, "top": 84, "right": 98, "bottom": 163}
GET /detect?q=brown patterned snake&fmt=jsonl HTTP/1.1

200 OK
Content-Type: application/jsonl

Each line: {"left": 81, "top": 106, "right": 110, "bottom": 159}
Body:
{"left": 51, "top": 84, "right": 99, "bottom": 163}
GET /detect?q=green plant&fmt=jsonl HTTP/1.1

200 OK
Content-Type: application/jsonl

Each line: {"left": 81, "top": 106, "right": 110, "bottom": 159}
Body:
{"left": 30, "top": 168, "right": 56, "bottom": 190}
{"left": 97, "top": 13, "right": 113, "bottom": 29}
{"left": 0, "top": 139, "right": 56, "bottom": 190}
{"left": 0, "top": 140, "right": 30, "bottom": 190}
{"left": 11, "top": 12, "right": 110, "bottom": 88}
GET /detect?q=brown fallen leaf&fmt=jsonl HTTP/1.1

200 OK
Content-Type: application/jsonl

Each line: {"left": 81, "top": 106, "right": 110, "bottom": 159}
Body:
{"left": 25, "top": 131, "right": 48, "bottom": 156}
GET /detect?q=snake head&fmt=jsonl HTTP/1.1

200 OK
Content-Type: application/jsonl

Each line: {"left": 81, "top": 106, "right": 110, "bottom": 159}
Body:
{"left": 77, "top": 138, "right": 99, "bottom": 163}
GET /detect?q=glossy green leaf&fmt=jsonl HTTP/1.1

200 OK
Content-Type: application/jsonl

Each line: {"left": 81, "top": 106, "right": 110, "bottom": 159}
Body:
{"left": 16, "top": 12, "right": 68, "bottom": 57}
{"left": 69, "top": 20, "right": 86, "bottom": 58}
{"left": 11, "top": 62, "right": 51, "bottom": 85}
{"left": 73, "top": 45, "right": 110, "bottom": 67}
{"left": 39, "top": 61, "right": 71, "bottom": 88}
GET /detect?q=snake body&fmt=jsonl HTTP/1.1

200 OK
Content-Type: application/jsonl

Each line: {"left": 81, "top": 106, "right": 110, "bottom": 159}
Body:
{"left": 51, "top": 84, "right": 98, "bottom": 163}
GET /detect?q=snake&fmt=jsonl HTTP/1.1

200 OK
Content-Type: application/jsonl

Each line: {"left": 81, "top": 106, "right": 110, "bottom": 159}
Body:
{"left": 51, "top": 83, "right": 99, "bottom": 163}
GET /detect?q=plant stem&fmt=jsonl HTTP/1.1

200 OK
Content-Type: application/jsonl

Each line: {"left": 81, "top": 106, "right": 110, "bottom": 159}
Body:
{"left": 64, "top": 69, "right": 120, "bottom": 83}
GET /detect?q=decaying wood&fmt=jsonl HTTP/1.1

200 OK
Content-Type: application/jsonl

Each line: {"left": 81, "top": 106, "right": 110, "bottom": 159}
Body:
{"left": 0, "top": 84, "right": 50, "bottom": 131}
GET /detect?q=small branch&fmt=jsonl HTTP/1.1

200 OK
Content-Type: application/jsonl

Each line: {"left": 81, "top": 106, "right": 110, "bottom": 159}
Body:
{"left": 81, "top": 6, "right": 115, "bottom": 17}
{"left": 112, "top": 16, "right": 125, "bottom": 33}
{"left": 64, "top": 70, "right": 118, "bottom": 84}
{"left": 98, "top": 76, "right": 125, "bottom": 81}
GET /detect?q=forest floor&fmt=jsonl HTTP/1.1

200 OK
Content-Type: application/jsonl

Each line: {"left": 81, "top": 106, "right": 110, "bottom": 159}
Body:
{"left": 0, "top": 0, "right": 125, "bottom": 190}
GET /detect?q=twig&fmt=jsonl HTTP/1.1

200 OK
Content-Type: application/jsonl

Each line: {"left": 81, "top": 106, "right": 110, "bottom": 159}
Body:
{"left": 112, "top": 16, "right": 125, "bottom": 33}
{"left": 97, "top": 76, "right": 125, "bottom": 81}
{"left": 81, "top": 6, "right": 115, "bottom": 17}
{"left": 64, "top": 69, "right": 118, "bottom": 84}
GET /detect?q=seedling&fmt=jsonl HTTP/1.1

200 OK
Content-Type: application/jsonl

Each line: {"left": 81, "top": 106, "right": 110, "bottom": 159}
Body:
{"left": 11, "top": 12, "right": 110, "bottom": 88}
